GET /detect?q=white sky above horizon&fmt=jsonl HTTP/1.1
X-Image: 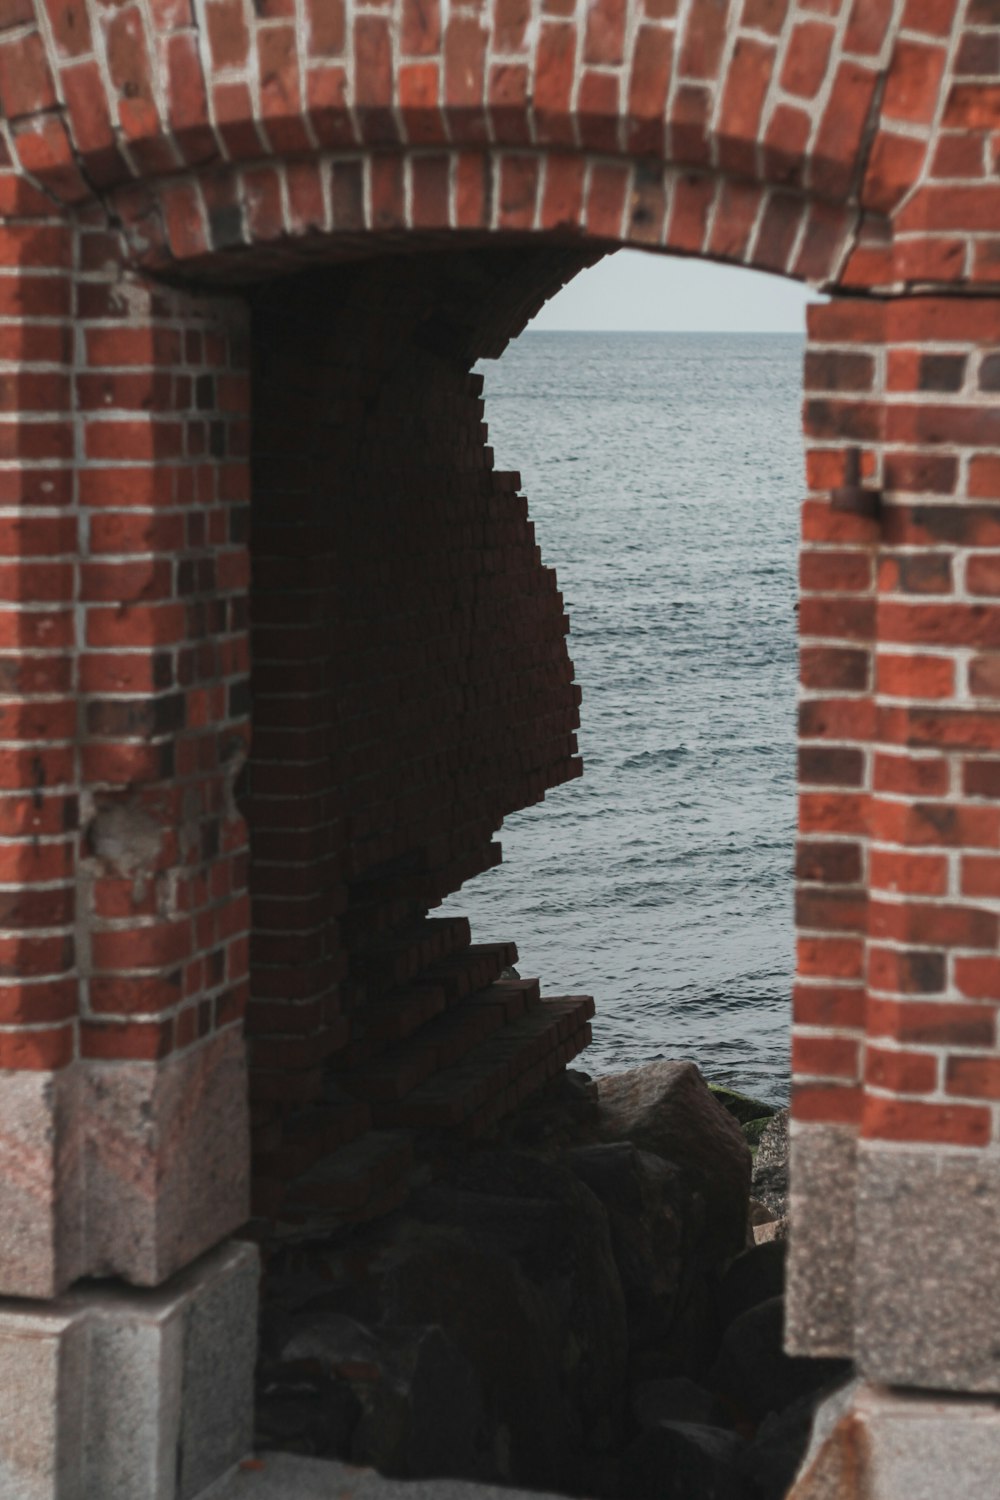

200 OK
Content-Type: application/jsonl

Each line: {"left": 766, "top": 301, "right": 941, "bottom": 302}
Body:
{"left": 528, "top": 248, "right": 822, "bottom": 334}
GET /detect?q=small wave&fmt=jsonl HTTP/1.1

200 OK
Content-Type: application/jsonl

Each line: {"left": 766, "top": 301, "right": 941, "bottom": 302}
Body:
{"left": 619, "top": 746, "right": 689, "bottom": 771}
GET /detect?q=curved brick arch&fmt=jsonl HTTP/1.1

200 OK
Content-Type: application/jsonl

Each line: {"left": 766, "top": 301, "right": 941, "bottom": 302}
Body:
{"left": 0, "top": 4, "right": 999, "bottom": 1492}
{"left": 111, "top": 147, "right": 865, "bottom": 291}
{"left": 0, "top": 0, "right": 990, "bottom": 289}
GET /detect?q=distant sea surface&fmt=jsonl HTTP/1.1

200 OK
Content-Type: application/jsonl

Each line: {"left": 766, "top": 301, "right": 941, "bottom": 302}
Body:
{"left": 441, "top": 332, "right": 803, "bottom": 1106}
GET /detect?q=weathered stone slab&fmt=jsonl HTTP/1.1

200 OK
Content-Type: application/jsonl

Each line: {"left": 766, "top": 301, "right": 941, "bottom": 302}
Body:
{"left": 0, "top": 1030, "right": 251, "bottom": 1298}
{"left": 0, "top": 1240, "right": 258, "bottom": 1500}
{"left": 855, "top": 1143, "right": 1000, "bottom": 1393}
{"left": 81, "top": 1028, "right": 251, "bottom": 1288}
{"left": 203, "top": 1453, "right": 575, "bottom": 1500}
{"left": 788, "top": 1378, "right": 1000, "bottom": 1500}
{"left": 0, "top": 1068, "right": 83, "bottom": 1298}
{"left": 784, "top": 1122, "right": 857, "bottom": 1360}
{"left": 595, "top": 1059, "right": 751, "bottom": 1260}
{"left": 0, "top": 1302, "right": 86, "bottom": 1500}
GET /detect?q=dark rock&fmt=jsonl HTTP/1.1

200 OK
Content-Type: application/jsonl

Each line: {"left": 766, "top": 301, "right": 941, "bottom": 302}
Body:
{"left": 376, "top": 1149, "right": 629, "bottom": 1492}
{"left": 717, "top": 1241, "right": 787, "bottom": 1330}
{"left": 742, "top": 1117, "right": 772, "bottom": 1150}
{"left": 620, "top": 1421, "right": 746, "bottom": 1500}
{"left": 747, "top": 1199, "right": 777, "bottom": 1228}
{"left": 707, "top": 1296, "right": 850, "bottom": 1425}
{"left": 564, "top": 1143, "right": 688, "bottom": 1356}
{"left": 631, "top": 1259, "right": 722, "bottom": 1385}
{"left": 256, "top": 1313, "right": 369, "bottom": 1458}
{"left": 753, "top": 1217, "right": 787, "bottom": 1246}
{"left": 630, "top": 1377, "right": 728, "bottom": 1431}
{"left": 709, "top": 1086, "right": 777, "bottom": 1127}
{"left": 256, "top": 1380, "right": 362, "bottom": 1454}
{"left": 751, "top": 1109, "right": 789, "bottom": 1219}
{"left": 500, "top": 1068, "right": 601, "bottom": 1152}
{"left": 596, "top": 1061, "right": 752, "bottom": 1261}
{"left": 264, "top": 1313, "right": 489, "bottom": 1478}
{"left": 738, "top": 1381, "right": 847, "bottom": 1500}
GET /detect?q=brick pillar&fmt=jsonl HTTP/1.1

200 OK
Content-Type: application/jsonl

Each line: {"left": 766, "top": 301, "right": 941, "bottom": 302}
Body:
{"left": 67, "top": 216, "right": 253, "bottom": 1288}
{"left": 0, "top": 211, "right": 259, "bottom": 1494}
{"left": 856, "top": 297, "right": 1000, "bottom": 1396}
{"left": 788, "top": 294, "right": 1000, "bottom": 1401}
{"left": 0, "top": 168, "right": 81, "bottom": 1299}
{"left": 786, "top": 298, "right": 878, "bottom": 1357}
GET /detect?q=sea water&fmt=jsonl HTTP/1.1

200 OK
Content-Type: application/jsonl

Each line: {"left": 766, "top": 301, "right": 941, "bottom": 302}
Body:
{"left": 441, "top": 331, "right": 803, "bottom": 1106}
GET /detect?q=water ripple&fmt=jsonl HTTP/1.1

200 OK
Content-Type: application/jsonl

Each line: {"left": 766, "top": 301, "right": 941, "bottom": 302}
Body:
{"left": 441, "top": 332, "right": 801, "bottom": 1107}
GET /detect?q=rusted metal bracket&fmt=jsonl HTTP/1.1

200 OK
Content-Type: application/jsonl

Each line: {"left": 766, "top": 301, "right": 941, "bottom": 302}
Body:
{"left": 830, "top": 445, "right": 882, "bottom": 520}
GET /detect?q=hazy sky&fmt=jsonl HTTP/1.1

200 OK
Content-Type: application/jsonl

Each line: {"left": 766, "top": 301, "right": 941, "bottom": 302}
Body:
{"left": 529, "top": 248, "right": 821, "bottom": 333}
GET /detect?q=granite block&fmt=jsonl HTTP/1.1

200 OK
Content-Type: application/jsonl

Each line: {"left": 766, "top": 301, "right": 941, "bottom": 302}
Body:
{"left": 177, "top": 1240, "right": 259, "bottom": 1499}
{"left": 82, "top": 1028, "right": 252, "bottom": 1287}
{"left": 789, "top": 1378, "right": 1000, "bottom": 1500}
{"left": 0, "top": 1029, "right": 251, "bottom": 1298}
{"left": 784, "top": 1121, "right": 858, "bottom": 1360}
{"left": 0, "top": 1068, "right": 83, "bottom": 1298}
{"left": 855, "top": 1142, "right": 1000, "bottom": 1393}
{"left": 0, "top": 1240, "right": 258, "bottom": 1500}
{"left": 0, "top": 1303, "right": 86, "bottom": 1500}
{"left": 202, "top": 1453, "right": 575, "bottom": 1500}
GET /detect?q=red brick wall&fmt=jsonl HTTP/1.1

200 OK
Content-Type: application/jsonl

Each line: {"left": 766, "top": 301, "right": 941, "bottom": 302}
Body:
{"left": 76, "top": 226, "right": 252, "bottom": 1071}
{"left": 0, "top": 198, "right": 252, "bottom": 1079}
{"left": 793, "top": 296, "right": 1000, "bottom": 1148}
{"left": 245, "top": 251, "right": 582, "bottom": 1157}
{"left": 0, "top": 0, "right": 998, "bottom": 1373}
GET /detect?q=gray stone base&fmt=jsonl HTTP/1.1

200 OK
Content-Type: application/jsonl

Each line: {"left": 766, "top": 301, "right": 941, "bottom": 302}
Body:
{"left": 784, "top": 1121, "right": 858, "bottom": 1359}
{"left": 788, "top": 1378, "right": 1000, "bottom": 1500}
{"left": 203, "top": 1454, "right": 575, "bottom": 1500}
{"left": 855, "top": 1142, "right": 1000, "bottom": 1393}
{"left": 0, "top": 1028, "right": 251, "bottom": 1297}
{"left": 0, "top": 1239, "right": 258, "bottom": 1500}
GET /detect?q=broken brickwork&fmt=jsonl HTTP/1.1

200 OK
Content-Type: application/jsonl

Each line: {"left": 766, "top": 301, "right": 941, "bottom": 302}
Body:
{"left": 0, "top": 5, "right": 998, "bottom": 1492}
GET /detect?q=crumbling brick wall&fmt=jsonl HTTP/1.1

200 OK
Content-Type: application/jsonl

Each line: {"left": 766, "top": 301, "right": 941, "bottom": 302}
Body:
{"left": 0, "top": 0, "right": 995, "bottom": 1411}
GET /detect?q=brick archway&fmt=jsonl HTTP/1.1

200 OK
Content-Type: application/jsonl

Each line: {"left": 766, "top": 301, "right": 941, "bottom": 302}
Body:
{"left": 0, "top": 2, "right": 999, "bottom": 1493}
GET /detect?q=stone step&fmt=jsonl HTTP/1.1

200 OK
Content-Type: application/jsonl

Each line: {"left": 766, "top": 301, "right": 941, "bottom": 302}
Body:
{"left": 252, "top": 1095, "right": 372, "bottom": 1181}
{"left": 256, "top": 994, "right": 593, "bottom": 1234}
{"left": 352, "top": 981, "right": 449, "bottom": 1048}
{"left": 331, "top": 943, "right": 520, "bottom": 1074}
{"left": 349, "top": 915, "right": 474, "bottom": 993}
{"left": 336, "top": 977, "right": 541, "bottom": 1103}
{"left": 281, "top": 1130, "right": 414, "bottom": 1216}
{"left": 419, "top": 941, "right": 519, "bottom": 1004}
{"left": 374, "top": 996, "right": 594, "bottom": 1131}
{"left": 203, "top": 1451, "right": 573, "bottom": 1499}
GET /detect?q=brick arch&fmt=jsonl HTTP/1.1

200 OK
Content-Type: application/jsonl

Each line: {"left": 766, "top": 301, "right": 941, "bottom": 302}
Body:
{"left": 0, "top": 7, "right": 998, "bottom": 1489}
{"left": 109, "top": 147, "right": 865, "bottom": 293}
{"left": 1, "top": 0, "right": 986, "bottom": 290}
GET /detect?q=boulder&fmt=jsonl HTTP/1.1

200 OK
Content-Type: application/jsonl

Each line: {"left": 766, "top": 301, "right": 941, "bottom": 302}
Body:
{"left": 717, "top": 1241, "right": 786, "bottom": 1331}
{"left": 748, "top": 1198, "right": 777, "bottom": 1228}
{"left": 564, "top": 1143, "right": 687, "bottom": 1356}
{"left": 753, "top": 1217, "right": 788, "bottom": 1246}
{"left": 709, "top": 1086, "right": 777, "bottom": 1126}
{"left": 743, "top": 1117, "right": 773, "bottom": 1150}
{"left": 268, "top": 1313, "right": 489, "bottom": 1479}
{"left": 596, "top": 1061, "right": 752, "bottom": 1260}
{"left": 376, "top": 1149, "right": 629, "bottom": 1493}
{"left": 738, "top": 1382, "right": 846, "bottom": 1500}
{"left": 500, "top": 1068, "right": 601, "bottom": 1153}
{"left": 620, "top": 1421, "right": 746, "bottom": 1500}
{"left": 707, "top": 1296, "right": 850, "bottom": 1425}
{"left": 751, "top": 1109, "right": 789, "bottom": 1219}
{"left": 630, "top": 1377, "right": 728, "bottom": 1431}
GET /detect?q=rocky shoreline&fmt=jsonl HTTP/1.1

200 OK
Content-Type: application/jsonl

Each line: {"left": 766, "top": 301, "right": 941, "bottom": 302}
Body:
{"left": 254, "top": 1062, "right": 847, "bottom": 1500}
